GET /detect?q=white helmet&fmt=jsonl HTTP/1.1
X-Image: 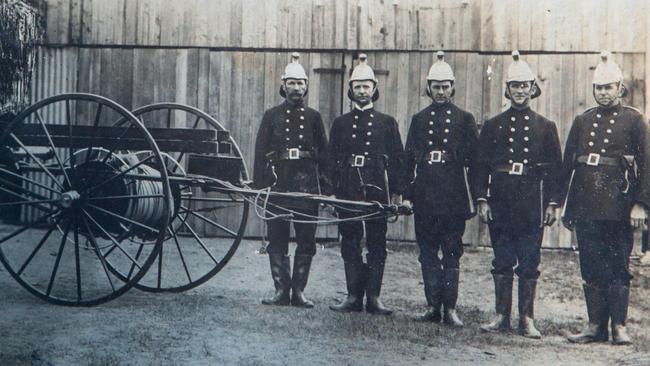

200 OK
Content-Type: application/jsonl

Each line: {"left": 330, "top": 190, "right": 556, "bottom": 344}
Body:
{"left": 505, "top": 50, "right": 535, "bottom": 83}
{"left": 426, "top": 51, "right": 455, "bottom": 82}
{"left": 281, "top": 52, "right": 308, "bottom": 81}
{"left": 592, "top": 51, "right": 623, "bottom": 85}
{"left": 349, "top": 54, "right": 377, "bottom": 83}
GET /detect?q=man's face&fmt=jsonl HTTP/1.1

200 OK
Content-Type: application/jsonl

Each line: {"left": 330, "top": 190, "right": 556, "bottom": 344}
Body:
{"left": 351, "top": 80, "right": 376, "bottom": 105}
{"left": 283, "top": 78, "right": 307, "bottom": 103}
{"left": 428, "top": 80, "right": 453, "bottom": 105}
{"left": 507, "top": 81, "right": 533, "bottom": 107}
{"left": 593, "top": 82, "right": 620, "bottom": 107}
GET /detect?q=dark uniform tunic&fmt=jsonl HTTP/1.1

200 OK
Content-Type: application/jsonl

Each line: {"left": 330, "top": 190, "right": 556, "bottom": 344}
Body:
{"left": 253, "top": 101, "right": 329, "bottom": 256}
{"left": 473, "top": 106, "right": 562, "bottom": 279}
{"left": 562, "top": 103, "right": 650, "bottom": 286}
{"left": 404, "top": 102, "right": 478, "bottom": 271}
{"left": 328, "top": 105, "right": 403, "bottom": 266}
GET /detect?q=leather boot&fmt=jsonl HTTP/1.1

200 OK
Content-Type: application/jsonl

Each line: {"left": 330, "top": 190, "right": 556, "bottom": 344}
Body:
{"left": 330, "top": 261, "right": 364, "bottom": 312}
{"left": 518, "top": 278, "right": 541, "bottom": 339}
{"left": 291, "top": 255, "right": 314, "bottom": 308}
{"left": 418, "top": 265, "right": 442, "bottom": 322}
{"left": 365, "top": 262, "right": 393, "bottom": 315}
{"left": 261, "top": 254, "right": 291, "bottom": 306}
{"left": 442, "top": 268, "right": 463, "bottom": 327}
{"left": 609, "top": 284, "right": 632, "bottom": 345}
{"left": 567, "top": 284, "right": 609, "bottom": 343}
{"left": 481, "top": 274, "right": 513, "bottom": 332}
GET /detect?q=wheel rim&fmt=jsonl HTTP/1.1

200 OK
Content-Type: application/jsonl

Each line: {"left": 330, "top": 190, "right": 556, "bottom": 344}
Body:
{"left": 0, "top": 93, "right": 171, "bottom": 306}
{"left": 119, "top": 103, "right": 249, "bottom": 293}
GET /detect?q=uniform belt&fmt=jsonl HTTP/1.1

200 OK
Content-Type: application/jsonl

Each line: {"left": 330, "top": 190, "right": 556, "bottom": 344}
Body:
{"left": 576, "top": 154, "right": 619, "bottom": 167}
{"left": 273, "top": 149, "right": 314, "bottom": 161}
{"left": 492, "top": 163, "right": 537, "bottom": 176}
{"left": 420, "top": 150, "right": 452, "bottom": 163}
{"left": 345, "top": 154, "right": 386, "bottom": 168}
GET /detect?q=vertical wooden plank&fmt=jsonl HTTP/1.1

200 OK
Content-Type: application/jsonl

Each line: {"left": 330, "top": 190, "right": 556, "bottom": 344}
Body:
{"left": 241, "top": 0, "right": 263, "bottom": 47}
{"left": 516, "top": 0, "right": 532, "bottom": 51}
{"left": 646, "top": 8, "right": 650, "bottom": 120}
{"left": 417, "top": 5, "right": 443, "bottom": 50}
{"left": 479, "top": 0, "right": 499, "bottom": 51}
{"left": 131, "top": 48, "right": 156, "bottom": 108}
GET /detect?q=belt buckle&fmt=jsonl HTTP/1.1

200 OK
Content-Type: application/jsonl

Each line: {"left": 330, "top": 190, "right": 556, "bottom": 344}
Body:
{"left": 352, "top": 155, "right": 365, "bottom": 167}
{"left": 586, "top": 153, "right": 600, "bottom": 166}
{"left": 288, "top": 148, "right": 300, "bottom": 160}
{"left": 428, "top": 150, "right": 442, "bottom": 163}
{"left": 509, "top": 162, "right": 524, "bottom": 175}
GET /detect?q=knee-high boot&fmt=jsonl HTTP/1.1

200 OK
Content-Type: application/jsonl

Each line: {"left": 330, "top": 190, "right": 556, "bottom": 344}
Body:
{"left": 443, "top": 268, "right": 463, "bottom": 327}
{"left": 291, "top": 255, "right": 314, "bottom": 308}
{"left": 365, "top": 261, "right": 393, "bottom": 315}
{"left": 330, "top": 260, "right": 364, "bottom": 312}
{"left": 261, "top": 254, "right": 291, "bottom": 306}
{"left": 418, "top": 265, "right": 442, "bottom": 322}
{"left": 518, "top": 278, "right": 541, "bottom": 339}
{"left": 481, "top": 274, "right": 513, "bottom": 332}
{"left": 567, "top": 284, "right": 609, "bottom": 343}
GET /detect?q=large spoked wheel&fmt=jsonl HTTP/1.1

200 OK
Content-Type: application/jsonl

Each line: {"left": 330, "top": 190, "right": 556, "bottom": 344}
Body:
{"left": 124, "top": 103, "right": 249, "bottom": 293}
{"left": 0, "top": 93, "right": 171, "bottom": 306}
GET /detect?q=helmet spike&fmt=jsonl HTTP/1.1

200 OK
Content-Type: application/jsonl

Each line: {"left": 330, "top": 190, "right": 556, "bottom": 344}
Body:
{"left": 358, "top": 53, "right": 368, "bottom": 63}
{"left": 600, "top": 50, "right": 610, "bottom": 62}
{"left": 512, "top": 50, "right": 520, "bottom": 61}
{"left": 281, "top": 52, "right": 308, "bottom": 80}
{"left": 436, "top": 51, "right": 445, "bottom": 60}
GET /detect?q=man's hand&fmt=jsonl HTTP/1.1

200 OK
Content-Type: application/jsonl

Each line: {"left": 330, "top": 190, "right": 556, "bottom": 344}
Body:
{"left": 544, "top": 205, "right": 558, "bottom": 226}
{"left": 401, "top": 199, "right": 413, "bottom": 210}
{"left": 391, "top": 194, "right": 402, "bottom": 206}
{"left": 630, "top": 203, "right": 647, "bottom": 229}
{"left": 478, "top": 201, "right": 492, "bottom": 223}
{"left": 320, "top": 195, "right": 338, "bottom": 216}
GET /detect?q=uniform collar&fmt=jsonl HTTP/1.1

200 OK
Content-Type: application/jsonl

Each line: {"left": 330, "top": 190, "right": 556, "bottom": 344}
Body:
{"left": 353, "top": 102, "right": 374, "bottom": 112}
{"left": 282, "top": 99, "right": 305, "bottom": 109}
{"left": 508, "top": 105, "right": 532, "bottom": 115}
{"left": 430, "top": 101, "right": 453, "bottom": 112}
{"left": 596, "top": 101, "right": 622, "bottom": 115}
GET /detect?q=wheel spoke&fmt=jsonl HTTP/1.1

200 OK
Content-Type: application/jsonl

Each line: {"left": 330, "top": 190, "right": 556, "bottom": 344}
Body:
{"left": 0, "top": 184, "right": 56, "bottom": 214}
{"left": 180, "top": 196, "right": 245, "bottom": 204}
{"left": 85, "top": 103, "right": 103, "bottom": 164}
{"left": 74, "top": 226, "right": 82, "bottom": 301}
{"left": 65, "top": 99, "right": 75, "bottom": 166}
{"left": 0, "top": 166, "right": 61, "bottom": 194}
{"left": 177, "top": 214, "right": 220, "bottom": 265}
{"left": 86, "top": 203, "right": 160, "bottom": 235}
{"left": 10, "top": 134, "right": 65, "bottom": 190}
{"left": 168, "top": 227, "right": 192, "bottom": 283}
{"left": 100, "top": 124, "right": 134, "bottom": 164}
{"left": 82, "top": 209, "right": 144, "bottom": 270}
{"left": 80, "top": 215, "right": 115, "bottom": 292}
{"left": 87, "top": 154, "right": 155, "bottom": 194}
{"left": 17, "top": 221, "right": 58, "bottom": 275}
{"left": 0, "top": 174, "right": 56, "bottom": 201}
{"left": 180, "top": 206, "right": 237, "bottom": 238}
{"left": 0, "top": 209, "right": 60, "bottom": 245}
{"left": 35, "top": 111, "right": 72, "bottom": 186}
{"left": 0, "top": 198, "right": 59, "bottom": 207}
{"left": 126, "top": 245, "right": 144, "bottom": 281}
{"left": 46, "top": 222, "right": 69, "bottom": 296}
{"left": 87, "top": 194, "right": 164, "bottom": 201}
{"left": 157, "top": 241, "right": 163, "bottom": 289}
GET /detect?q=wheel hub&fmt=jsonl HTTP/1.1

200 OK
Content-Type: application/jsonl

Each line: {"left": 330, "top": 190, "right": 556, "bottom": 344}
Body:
{"left": 60, "top": 190, "right": 80, "bottom": 208}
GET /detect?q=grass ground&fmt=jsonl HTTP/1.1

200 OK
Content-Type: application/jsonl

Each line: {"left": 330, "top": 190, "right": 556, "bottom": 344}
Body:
{"left": 1, "top": 239, "right": 650, "bottom": 365}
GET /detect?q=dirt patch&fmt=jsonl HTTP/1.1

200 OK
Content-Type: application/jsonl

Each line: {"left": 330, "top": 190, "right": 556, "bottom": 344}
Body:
{"left": 1, "top": 239, "right": 649, "bottom": 366}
